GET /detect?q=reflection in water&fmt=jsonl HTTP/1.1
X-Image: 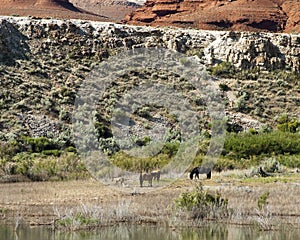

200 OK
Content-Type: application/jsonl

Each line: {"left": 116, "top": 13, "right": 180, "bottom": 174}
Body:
{"left": 1, "top": 224, "right": 300, "bottom": 240}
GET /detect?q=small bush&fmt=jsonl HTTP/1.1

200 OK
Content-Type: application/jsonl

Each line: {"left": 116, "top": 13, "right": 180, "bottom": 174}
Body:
{"left": 276, "top": 115, "right": 299, "bottom": 133}
{"left": 257, "top": 192, "right": 269, "bottom": 211}
{"left": 135, "top": 136, "right": 151, "bottom": 146}
{"left": 207, "top": 62, "right": 235, "bottom": 77}
{"left": 219, "top": 83, "right": 230, "bottom": 91}
{"left": 56, "top": 211, "right": 99, "bottom": 231}
{"left": 94, "top": 122, "right": 112, "bottom": 138}
{"left": 160, "top": 141, "right": 180, "bottom": 157}
{"left": 261, "top": 158, "right": 281, "bottom": 173}
{"left": 174, "top": 184, "right": 229, "bottom": 220}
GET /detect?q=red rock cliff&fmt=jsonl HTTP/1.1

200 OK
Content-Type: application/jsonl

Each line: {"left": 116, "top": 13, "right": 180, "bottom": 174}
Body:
{"left": 124, "top": 0, "right": 300, "bottom": 33}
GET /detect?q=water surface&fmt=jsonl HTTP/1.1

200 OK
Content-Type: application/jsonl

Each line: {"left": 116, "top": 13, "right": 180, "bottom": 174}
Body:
{"left": 1, "top": 224, "right": 299, "bottom": 240}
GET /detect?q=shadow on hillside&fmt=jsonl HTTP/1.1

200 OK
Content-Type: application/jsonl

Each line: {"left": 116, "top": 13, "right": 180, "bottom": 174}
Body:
{"left": 0, "top": 19, "right": 30, "bottom": 66}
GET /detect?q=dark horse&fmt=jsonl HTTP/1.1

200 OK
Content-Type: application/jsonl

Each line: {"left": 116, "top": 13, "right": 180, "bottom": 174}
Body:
{"left": 190, "top": 167, "right": 211, "bottom": 180}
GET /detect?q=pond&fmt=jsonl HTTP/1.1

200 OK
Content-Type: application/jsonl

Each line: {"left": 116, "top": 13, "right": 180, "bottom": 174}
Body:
{"left": 1, "top": 224, "right": 300, "bottom": 240}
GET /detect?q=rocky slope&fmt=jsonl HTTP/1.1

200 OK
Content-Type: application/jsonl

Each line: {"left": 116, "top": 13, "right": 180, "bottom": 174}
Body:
{"left": 70, "top": 0, "right": 140, "bottom": 22}
{"left": 0, "top": 16, "right": 299, "bottom": 144}
{"left": 125, "top": 0, "right": 300, "bottom": 33}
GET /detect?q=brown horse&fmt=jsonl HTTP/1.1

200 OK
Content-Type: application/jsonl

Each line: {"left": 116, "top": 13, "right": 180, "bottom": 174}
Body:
{"left": 140, "top": 172, "right": 153, "bottom": 187}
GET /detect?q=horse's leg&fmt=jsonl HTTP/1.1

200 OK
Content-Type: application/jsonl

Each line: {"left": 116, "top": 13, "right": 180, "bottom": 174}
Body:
{"left": 207, "top": 171, "right": 211, "bottom": 179}
{"left": 140, "top": 174, "right": 143, "bottom": 187}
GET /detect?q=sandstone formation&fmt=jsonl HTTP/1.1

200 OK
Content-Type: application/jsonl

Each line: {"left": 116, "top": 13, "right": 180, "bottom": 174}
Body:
{"left": 125, "top": 0, "right": 300, "bottom": 33}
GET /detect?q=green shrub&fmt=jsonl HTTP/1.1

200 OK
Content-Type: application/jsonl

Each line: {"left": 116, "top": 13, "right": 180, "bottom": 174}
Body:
{"left": 21, "top": 136, "right": 58, "bottom": 153}
{"left": 261, "top": 158, "right": 281, "bottom": 173}
{"left": 276, "top": 154, "right": 300, "bottom": 168}
{"left": 94, "top": 122, "right": 112, "bottom": 138}
{"left": 174, "top": 184, "right": 229, "bottom": 220}
{"left": 0, "top": 141, "right": 19, "bottom": 159}
{"left": 56, "top": 212, "right": 99, "bottom": 231}
{"left": 257, "top": 192, "right": 269, "bottom": 210}
{"left": 276, "top": 115, "right": 299, "bottom": 133}
{"left": 1, "top": 152, "right": 89, "bottom": 181}
{"left": 111, "top": 150, "right": 171, "bottom": 172}
{"left": 160, "top": 141, "right": 180, "bottom": 157}
{"left": 213, "top": 158, "right": 239, "bottom": 172}
{"left": 135, "top": 136, "right": 151, "bottom": 146}
{"left": 207, "top": 62, "right": 235, "bottom": 77}
{"left": 65, "top": 146, "right": 77, "bottom": 153}
{"left": 223, "top": 131, "right": 300, "bottom": 160}
{"left": 41, "top": 150, "right": 61, "bottom": 157}
{"left": 219, "top": 83, "right": 230, "bottom": 92}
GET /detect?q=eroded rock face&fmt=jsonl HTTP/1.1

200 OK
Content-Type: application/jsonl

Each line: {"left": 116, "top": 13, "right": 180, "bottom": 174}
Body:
{"left": 205, "top": 31, "right": 300, "bottom": 71}
{"left": 125, "top": 0, "right": 300, "bottom": 33}
{"left": 1, "top": 17, "right": 299, "bottom": 70}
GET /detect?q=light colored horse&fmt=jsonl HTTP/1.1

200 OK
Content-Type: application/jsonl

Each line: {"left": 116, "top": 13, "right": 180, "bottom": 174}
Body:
{"left": 151, "top": 169, "right": 161, "bottom": 182}
{"left": 114, "top": 177, "right": 125, "bottom": 186}
{"left": 139, "top": 172, "right": 153, "bottom": 187}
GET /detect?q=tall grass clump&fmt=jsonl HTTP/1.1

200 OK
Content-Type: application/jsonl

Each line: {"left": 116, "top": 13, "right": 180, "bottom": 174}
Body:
{"left": 53, "top": 200, "right": 134, "bottom": 231}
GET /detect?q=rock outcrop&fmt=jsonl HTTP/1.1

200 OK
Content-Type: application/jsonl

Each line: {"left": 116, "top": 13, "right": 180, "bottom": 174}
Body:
{"left": 125, "top": 0, "right": 300, "bottom": 33}
{"left": 1, "top": 17, "right": 299, "bottom": 71}
{"left": 204, "top": 31, "right": 300, "bottom": 71}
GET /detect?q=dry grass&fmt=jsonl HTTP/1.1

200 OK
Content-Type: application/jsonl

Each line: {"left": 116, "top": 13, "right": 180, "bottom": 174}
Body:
{"left": 1, "top": 170, "right": 300, "bottom": 229}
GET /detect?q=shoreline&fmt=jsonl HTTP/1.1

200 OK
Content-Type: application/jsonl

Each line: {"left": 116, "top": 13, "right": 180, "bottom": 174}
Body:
{"left": 1, "top": 170, "right": 300, "bottom": 230}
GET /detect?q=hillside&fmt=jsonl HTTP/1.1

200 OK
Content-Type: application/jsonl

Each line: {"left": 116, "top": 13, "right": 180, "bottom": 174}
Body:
{"left": 0, "top": 17, "right": 299, "bottom": 148}
{"left": 0, "top": 0, "right": 109, "bottom": 21}
{"left": 125, "top": 0, "right": 300, "bottom": 33}
{"left": 70, "top": 0, "right": 140, "bottom": 22}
